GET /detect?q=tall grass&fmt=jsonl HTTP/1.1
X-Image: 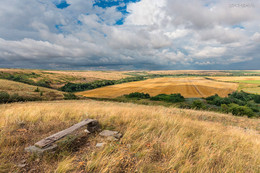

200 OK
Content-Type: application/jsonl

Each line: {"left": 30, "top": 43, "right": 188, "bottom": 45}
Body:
{"left": 0, "top": 100, "right": 259, "bottom": 172}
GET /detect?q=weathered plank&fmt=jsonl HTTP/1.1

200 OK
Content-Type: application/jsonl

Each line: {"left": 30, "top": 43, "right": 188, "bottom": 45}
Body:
{"left": 35, "top": 119, "right": 97, "bottom": 148}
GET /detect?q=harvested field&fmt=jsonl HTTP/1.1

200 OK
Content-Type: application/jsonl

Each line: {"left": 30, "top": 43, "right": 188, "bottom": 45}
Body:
{"left": 210, "top": 76, "right": 260, "bottom": 83}
{"left": 77, "top": 77, "right": 238, "bottom": 98}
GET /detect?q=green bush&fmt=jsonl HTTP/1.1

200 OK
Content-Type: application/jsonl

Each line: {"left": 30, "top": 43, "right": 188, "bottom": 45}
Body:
{"left": 191, "top": 100, "right": 206, "bottom": 110}
{"left": 253, "top": 95, "right": 260, "bottom": 103}
{"left": 125, "top": 92, "right": 150, "bottom": 99}
{"left": 0, "top": 91, "right": 10, "bottom": 103}
{"left": 225, "top": 103, "right": 254, "bottom": 117}
{"left": 63, "top": 93, "right": 78, "bottom": 100}
{"left": 220, "top": 104, "right": 229, "bottom": 113}
{"left": 150, "top": 93, "right": 184, "bottom": 103}
{"left": 34, "top": 87, "right": 40, "bottom": 92}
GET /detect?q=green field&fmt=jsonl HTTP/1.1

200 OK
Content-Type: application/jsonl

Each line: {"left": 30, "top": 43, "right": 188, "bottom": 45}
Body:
{"left": 235, "top": 80, "right": 260, "bottom": 84}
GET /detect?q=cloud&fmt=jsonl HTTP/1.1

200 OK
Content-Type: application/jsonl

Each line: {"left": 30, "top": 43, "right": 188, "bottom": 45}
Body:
{"left": 0, "top": 0, "right": 259, "bottom": 70}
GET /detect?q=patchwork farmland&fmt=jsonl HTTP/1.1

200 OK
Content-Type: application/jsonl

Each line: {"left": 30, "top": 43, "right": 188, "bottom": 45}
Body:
{"left": 77, "top": 77, "right": 238, "bottom": 98}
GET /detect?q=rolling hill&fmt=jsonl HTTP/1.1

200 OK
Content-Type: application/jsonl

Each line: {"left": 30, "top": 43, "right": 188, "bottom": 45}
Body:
{"left": 0, "top": 100, "right": 259, "bottom": 172}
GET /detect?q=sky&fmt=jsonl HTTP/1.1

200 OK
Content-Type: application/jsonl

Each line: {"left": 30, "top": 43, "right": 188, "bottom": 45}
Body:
{"left": 0, "top": 0, "right": 259, "bottom": 70}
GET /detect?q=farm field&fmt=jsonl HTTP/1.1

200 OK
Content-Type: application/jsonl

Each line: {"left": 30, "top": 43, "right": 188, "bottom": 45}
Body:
{"left": 77, "top": 77, "right": 238, "bottom": 98}
{"left": 0, "top": 100, "right": 259, "bottom": 172}
{"left": 0, "top": 79, "right": 64, "bottom": 100}
{"left": 210, "top": 76, "right": 260, "bottom": 94}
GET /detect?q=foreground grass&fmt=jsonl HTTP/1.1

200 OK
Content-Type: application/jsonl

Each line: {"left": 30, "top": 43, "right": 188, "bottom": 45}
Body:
{"left": 0, "top": 100, "right": 259, "bottom": 172}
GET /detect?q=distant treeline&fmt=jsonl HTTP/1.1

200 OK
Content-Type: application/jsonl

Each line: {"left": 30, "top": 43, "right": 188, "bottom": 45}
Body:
{"left": 0, "top": 72, "right": 52, "bottom": 88}
{"left": 60, "top": 76, "right": 145, "bottom": 92}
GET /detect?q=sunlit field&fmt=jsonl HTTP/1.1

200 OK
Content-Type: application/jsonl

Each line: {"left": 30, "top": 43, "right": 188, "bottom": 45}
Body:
{"left": 77, "top": 77, "right": 238, "bottom": 98}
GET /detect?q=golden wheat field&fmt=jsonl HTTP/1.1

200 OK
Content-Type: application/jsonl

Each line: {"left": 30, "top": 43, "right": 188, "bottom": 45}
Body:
{"left": 77, "top": 77, "right": 238, "bottom": 98}
{"left": 210, "top": 76, "right": 260, "bottom": 82}
{"left": 0, "top": 100, "right": 259, "bottom": 172}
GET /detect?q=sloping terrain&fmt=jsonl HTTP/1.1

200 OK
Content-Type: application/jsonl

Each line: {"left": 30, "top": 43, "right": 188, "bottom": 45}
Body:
{"left": 77, "top": 77, "right": 238, "bottom": 98}
{"left": 0, "top": 100, "right": 259, "bottom": 172}
{"left": 0, "top": 79, "right": 64, "bottom": 100}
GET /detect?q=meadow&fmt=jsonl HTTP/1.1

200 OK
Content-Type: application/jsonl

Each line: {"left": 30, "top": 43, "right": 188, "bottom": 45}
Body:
{"left": 0, "top": 100, "right": 259, "bottom": 172}
{"left": 77, "top": 77, "right": 238, "bottom": 98}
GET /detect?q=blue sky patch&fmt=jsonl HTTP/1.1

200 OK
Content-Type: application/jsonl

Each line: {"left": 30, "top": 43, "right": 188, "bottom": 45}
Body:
{"left": 94, "top": 0, "right": 140, "bottom": 25}
{"left": 56, "top": 0, "right": 70, "bottom": 9}
{"left": 232, "top": 25, "right": 245, "bottom": 29}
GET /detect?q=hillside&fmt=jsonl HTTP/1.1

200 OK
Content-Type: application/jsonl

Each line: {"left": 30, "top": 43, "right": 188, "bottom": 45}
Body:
{"left": 0, "top": 69, "right": 132, "bottom": 89}
{"left": 0, "top": 79, "right": 64, "bottom": 101}
{"left": 0, "top": 100, "right": 259, "bottom": 172}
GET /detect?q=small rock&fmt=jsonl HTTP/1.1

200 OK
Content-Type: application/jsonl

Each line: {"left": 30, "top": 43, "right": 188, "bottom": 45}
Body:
{"left": 25, "top": 144, "right": 57, "bottom": 154}
{"left": 114, "top": 133, "right": 123, "bottom": 139}
{"left": 17, "top": 164, "right": 27, "bottom": 168}
{"left": 96, "top": 143, "right": 105, "bottom": 147}
{"left": 20, "top": 159, "right": 27, "bottom": 164}
{"left": 106, "top": 136, "right": 119, "bottom": 141}
{"left": 99, "top": 130, "right": 122, "bottom": 139}
{"left": 84, "top": 129, "right": 91, "bottom": 134}
{"left": 99, "top": 130, "right": 118, "bottom": 137}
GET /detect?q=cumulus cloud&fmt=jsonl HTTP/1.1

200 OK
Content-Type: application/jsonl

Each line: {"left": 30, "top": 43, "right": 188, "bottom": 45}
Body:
{"left": 0, "top": 0, "right": 259, "bottom": 70}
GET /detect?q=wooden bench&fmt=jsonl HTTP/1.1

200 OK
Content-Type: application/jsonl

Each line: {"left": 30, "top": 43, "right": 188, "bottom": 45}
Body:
{"left": 25, "top": 119, "right": 99, "bottom": 154}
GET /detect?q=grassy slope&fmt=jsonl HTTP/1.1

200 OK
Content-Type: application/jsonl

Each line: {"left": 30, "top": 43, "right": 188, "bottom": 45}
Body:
{"left": 0, "top": 69, "right": 131, "bottom": 88}
{"left": 0, "top": 79, "right": 64, "bottom": 100}
{"left": 0, "top": 100, "right": 259, "bottom": 172}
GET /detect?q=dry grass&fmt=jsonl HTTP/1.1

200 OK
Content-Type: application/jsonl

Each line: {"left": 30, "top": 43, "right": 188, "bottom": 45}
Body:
{"left": 0, "top": 100, "right": 259, "bottom": 172}
{"left": 77, "top": 77, "right": 238, "bottom": 98}
{"left": 45, "top": 70, "right": 131, "bottom": 81}
{"left": 0, "top": 79, "right": 64, "bottom": 100}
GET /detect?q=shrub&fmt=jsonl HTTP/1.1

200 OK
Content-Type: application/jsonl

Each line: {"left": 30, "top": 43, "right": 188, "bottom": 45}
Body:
{"left": 125, "top": 92, "right": 150, "bottom": 99}
{"left": 34, "top": 87, "right": 40, "bottom": 92}
{"left": 36, "top": 79, "right": 51, "bottom": 88}
{"left": 150, "top": 93, "right": 184, "bottom": 103}
{"left": 0, "top": 91, "right": 10, "bottom": 103}
{"left": 191, "top": 100, "right": 206, "bottom": 110}
{"left": 228, "top": 103, "right": 254, "bottom": 117}
{"left": 220, "top": 104, "right": 229, "bottom": 113}
{"left": 253, "top": 95, "right": 260, "bottom": 103}
{"left": 63, "top": 93, "right": 78, "bottom": 100}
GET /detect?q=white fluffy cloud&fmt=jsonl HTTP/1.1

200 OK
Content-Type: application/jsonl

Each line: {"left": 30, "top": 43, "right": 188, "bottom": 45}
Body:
{"left": 0, "top": 0, "right": 259, "bottom": 69}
